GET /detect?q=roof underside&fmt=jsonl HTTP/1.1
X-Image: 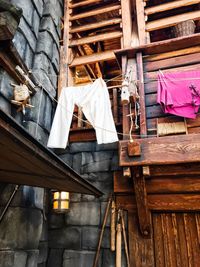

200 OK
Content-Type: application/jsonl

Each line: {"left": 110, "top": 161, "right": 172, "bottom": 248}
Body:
{"left": 0, "top": 109, "right": 102, "bottom": 197}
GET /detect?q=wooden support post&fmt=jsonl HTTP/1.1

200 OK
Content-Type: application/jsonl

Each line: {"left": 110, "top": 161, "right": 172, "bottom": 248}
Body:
{"left": 121, "top": 0, "right": 132, "bottom": 48}
{"left": 136, "top": 52, "right": 147, "bottom": 136}
{"left": 110, "top": 200, "right": 116, "bottom": 251}
{"left": 132, "top": 166, "right": 151, "bottom": 237}
{"left": 135, "top": 0, "right": 147, "bottom": 45}
{"left": 116, "top": 222, "right": 122, "bottom": 267}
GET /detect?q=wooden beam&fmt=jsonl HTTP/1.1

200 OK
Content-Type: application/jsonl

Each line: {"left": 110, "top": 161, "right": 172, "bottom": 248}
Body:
{"left": 121, "top": 0, "right": 132, "bottom": 48}
{"left": 69, "top": 4, "right": 121, "bottom": 21}
{"left": 145, "top": 0, "right": 200, "bottom": 15}
{"left": 116, "top": 194, "right": 200, "bottom": 212}
{"left": 69, "top": 50, "right": 115, "bottom": 67}
{"left": 136, "top": 52, "right": 147, "bottom": 136}
{"left": 69, "top": 0, "right": 103, "bottom": 8}
{"left": 144, "top": 46, "right": 200, "bottom": 62}
{"left": 115, "top": 33, "right": 200, "bottom": 59}
{"left": 69, "top": 31, "right": 122, "bottom": 47}
{"left": 70, "top": 18, "right": 122, "bottom": 33}
{"left": 146, "top": 10, "right": 200, "bottom": 32}
{"left": 119, "top": 134, "right": 200, "bottom": 166}
{"left": 135, "top": 0, "right": 147, "bottom": 44}
{"left": 133, "top": 167, "right": 151, "bottom": 237}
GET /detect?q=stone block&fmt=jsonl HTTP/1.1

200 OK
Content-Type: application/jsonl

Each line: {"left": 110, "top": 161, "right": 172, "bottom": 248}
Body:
{"left": 38, "top": 242, "right": 48, "bottom": 264}
{"left": 13, "top": 31, "right": 27, "bottom": 59}
{"left": 0, "top": 250, "right": 27, "bottom": 267}
{"left": 31, "top": 0, "right": 44, "bottom": 17}
{"left": 100, "top": 202, "right": 111, "bottom": 227}
{"left": 63, "top": 250, "right": 102, "bottom": 267}
{"left": 0, "top": 69, "right": 15, "bottom": 100}
{"left": 46, "top": 249, "right": 63, "bottom": 267}
{"left": 49, "top": 213, "right": 65, "bottom": 229}
{"left": 43, "top": 0, "right": 63, "bottom": 27}
{"left": 95, "top": 141, "right": 118, "bottom": 151}
{"left": 33, "top": 53, "right": 50, "bottom": 74}
{"left": 24, "top": 44, "right": 34, "bottom": 69}
{"left": 93, "top": 151, "right": 114, "bottom": 162}
{"left": 0, "top": 207, "right": 43, "bottom": 250}
{"left": 0, "top": 94, "right": 11, "bottom": 115}
{"left": 44, "top": 95, "right": 53, "bottom": 132}
{"left": 70, "top": 142, "right": 95, "bottom": 153}
{"left": 72, "top": 153, "right": 82, "bottom": 174}
{"left": 36, "top": 31, "right": 53, "bottom": 60}
{"left": 81, "top": 160, "right": 111, "bottom": 173}
{"left": 26, "top": 250, "right": 39, "bottom": 267}
{"left": 11, "top": 0, "right": 34, "bottom": 26}
{"left": 82, "top": 226, "right": 110, "bottom": 250}
{"left": 111, "top": 153, "right": 122, "bottom": 171}
{"left": 23, "top": 121, "right": 48, "bottom": 146}
{"left": 52, "top": 43, "right": 60, "bottom": 72}
{"left": 59, "top": 153, "right": 73, "bottom": 168}
{"left": 0, "top": 185, "right": 44, "bottom": 209}
{"left": 69, "top": 193, "right": 82, "bottom": 202}
{"left": 18, "top": 18, "right": 37, "bottom": 51}
{"left": 11, "top": 106, "right": 23, "bottom": 124}
{"left": 40, "top": 219, "right": 48, "bottom": 241}
{"left": 49, "top": 227, "right": 81, "bottom": 249}
{"left": 81, "top": 152, "right": 93, "bottom": 166}
{"left": 102, "top": 249, "right": 127, "bottom": 267}
{"left": 31, "top": 10, "right": 40, "bottom": 37}
{"left": 65, "top": 202, "right": 100, "bottom": 226}
{"left": 40, "top": 16, "right": 60, "bottom": 43}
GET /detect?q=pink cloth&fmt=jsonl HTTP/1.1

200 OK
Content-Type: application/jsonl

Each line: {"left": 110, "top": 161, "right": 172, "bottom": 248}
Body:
{"left": 157, "top": 70, "right": 200, "bottom": 118}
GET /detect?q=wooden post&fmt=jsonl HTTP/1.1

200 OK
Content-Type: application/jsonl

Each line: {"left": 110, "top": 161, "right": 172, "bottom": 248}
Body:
{"left": 116, "top": 222, "right": 122, "bottom": 267}
{"left": 135, "top": 0, "right": 147, "bottom": 45}
{"left": 111, "top": 199, "right": 116, "bottom": 251}
{"left": 132, "top": 166, "right": 151, "bottom": 237}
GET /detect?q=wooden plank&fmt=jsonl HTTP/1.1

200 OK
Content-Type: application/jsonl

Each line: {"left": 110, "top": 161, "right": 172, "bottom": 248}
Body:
{"left": 117, "top": 194, "right": 200, "bottom": 211}
{"left": 113, "top": 88, "right": 118, "bottom": 123}
{"left": 145, "top": 0, "right": 200, "bottom": 15}
{"left": 144, "top": 46, "right": 200, "bottom": 62}
{"left": 177, "top": 214, "right": 189, "bottom": 267}
{"left": 153, "top": 213, "right": 165, "bottom": 267}
{"left": 135, "top": 0, "right": 147, "bottom": 44}
{"left": 70, "top": 18, "right": 122, "bottom": 33}
{"left": 69, "top": 31, "right": 122, "bottom": 47}
{"left": 115, "top": 33, "right": 200, "bottom": 59}
{"left": 144, "top": 52, "right": 200, "bottom": 72}
{"left": 70, "top": 50, "right": 115, "bottom": 67}
{"left": 136, "top": 52, "right": 147, "bottom": 136}
{"left": 119, "top": 134, "right": 200, "bottom": 166}
{"left": 121, "top": 0, "right": 132, "bottom": 48}
{"left": 69, "top": 0, "right": 102, "bottom": 8}
{"left": 171, "top": 214, "right": 182, "bottom": 267}
{"left": 146, "top": 10, "right": 200, "bottom": 32}
{"left": 128, "top": 212, "right": 155, "bottom": 267}
{"left": 133, "top": 167, "right": 151, "bottom": 236}
{"left": 69, "top": 4, "right": 121, "bottom": 20}
{"left": 114, "top": 173, "right": 200, "bottom": 194}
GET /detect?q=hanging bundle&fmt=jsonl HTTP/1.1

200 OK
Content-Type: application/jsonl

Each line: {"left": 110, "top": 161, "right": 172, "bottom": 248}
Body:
{"left": 121, "top": 79, "right": 130, "bottom": 105}
{"left": 12, "top": 83, "right": 30, "bottom": 102}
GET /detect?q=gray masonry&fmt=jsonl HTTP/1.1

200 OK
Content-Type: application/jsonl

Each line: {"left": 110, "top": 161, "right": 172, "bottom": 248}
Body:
{"left": 0, "top": 1, "right": 128, "bottom": 267}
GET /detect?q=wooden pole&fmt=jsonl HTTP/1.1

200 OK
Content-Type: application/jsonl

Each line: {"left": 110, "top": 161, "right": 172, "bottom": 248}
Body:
{"left": 92, "top": 195, "right": 112, "bottom": 267}
{"left": 110, "top": 199, "right": 116, "bottom": 251}
{"left": 116, "top": 222, "right": 122, "bottom": 267}
{"left": 121, "top": 210, "right": 130, "bottom": 267}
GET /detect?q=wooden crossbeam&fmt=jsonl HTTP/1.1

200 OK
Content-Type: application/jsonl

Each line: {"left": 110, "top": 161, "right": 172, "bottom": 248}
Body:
{"left": 119, "top": 134, "right": 200, "bottom": 167}
{"left": 69, "top": 0, "right": 102, "bottom": 9}
{"left": 69, "top": 4, "right": 121, "bottom": 21}
{"left": 69, "top": 50, "right": 115, "bottom": 67}
{"left": 145, "top": 0, "right": 200, "bottom": 16}
{"left": 70, "top": 18, "right": 122, "bottom": 33}
{"left": 69, "top": 31, "right": 122, "bottom": 47}
{"left": 146, "top": 10, "right": 200, "bottom": 32}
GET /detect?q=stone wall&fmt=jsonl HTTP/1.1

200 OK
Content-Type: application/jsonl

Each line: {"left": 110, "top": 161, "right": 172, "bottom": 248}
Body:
{"left": 48, "top": 142, "right": 127, "bottom": 267}
{"left": 0, "top": 1, "right": 63, "bottom": 267}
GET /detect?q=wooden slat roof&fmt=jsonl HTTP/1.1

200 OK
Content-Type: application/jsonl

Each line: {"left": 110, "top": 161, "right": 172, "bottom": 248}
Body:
{"left": 0, "top": 109, "right": 102, "bottom": 197}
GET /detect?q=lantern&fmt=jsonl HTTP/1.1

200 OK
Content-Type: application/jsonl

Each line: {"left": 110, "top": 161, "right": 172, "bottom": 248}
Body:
{"left": 52, "top": 191, "right": 70, "bottom": 213}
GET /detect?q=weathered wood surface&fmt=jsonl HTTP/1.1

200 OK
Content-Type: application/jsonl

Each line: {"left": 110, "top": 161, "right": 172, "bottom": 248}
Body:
{"left": 115, "top": 33, "right": 200, "bottom": 59}
{"left": 0, "top": 109, "right": 102, "bottom": 196}
{"left": 133, "top": 167, "right": 151, "bottom": 236}
{"left": 116, "top": 194, "right": 200, "bottom": 211}
{"left": 114, "top": 171, "right": 200, "bottom": 194}
{"left": 135, "top": 0, "right": 146, "bottom": 44}
{"left": 119, "top": 134, "right": 200, "bottom": 166}
{"left": 145, "top": 0, "right": 200, "bottom": 15}
{"left": 146, "top": 10, "right": 200, "bottom": 32}
{"left": 128, "top": 212, "right": 155, "bottom": 267}
{"left": 153, "top": 213, "right": 200, "bottom": 267}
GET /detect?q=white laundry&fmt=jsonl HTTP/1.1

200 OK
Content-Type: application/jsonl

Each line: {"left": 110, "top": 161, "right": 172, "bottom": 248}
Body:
{"left": 47, "top": 78, "right": 119, "bottom": 148}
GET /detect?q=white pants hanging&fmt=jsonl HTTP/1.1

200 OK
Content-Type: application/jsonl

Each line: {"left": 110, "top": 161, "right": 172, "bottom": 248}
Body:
{"left": 47, "top": 78, "right": 118, "bottom": 149}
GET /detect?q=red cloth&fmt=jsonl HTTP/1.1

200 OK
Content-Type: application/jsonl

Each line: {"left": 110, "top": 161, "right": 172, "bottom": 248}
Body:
{"left": 157, "top": 70, "right": 200, "bottom": 119}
